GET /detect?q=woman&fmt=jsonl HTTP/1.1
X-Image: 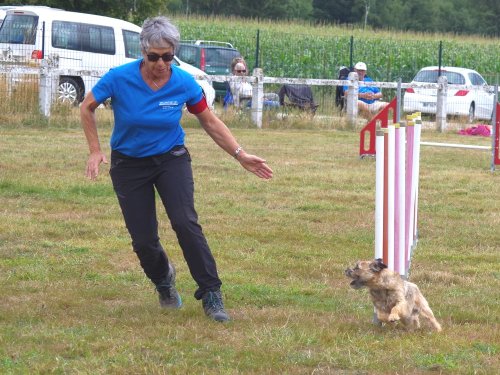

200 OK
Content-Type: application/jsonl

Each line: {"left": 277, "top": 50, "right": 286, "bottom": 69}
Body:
{"left": 224, "top": 57, "right": 279, "bottom": 109}
{"left": 80, "top": 16, "right": 273, "bottom": 322}
{"left": 230, "top": 58, "right": 253, "bottom": 104}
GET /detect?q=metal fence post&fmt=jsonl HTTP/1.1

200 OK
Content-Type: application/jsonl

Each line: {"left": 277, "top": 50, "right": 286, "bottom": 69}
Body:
{"left": 251, "top": 68, "right": 263, "bottom": 128}
{"left": 396, "top": 78, "right": 402, "bottom": 123}
{"left": 346, "top": 71, "right": 359, "bottom": 128}
{"left": 436, "top": 75, "right": 447, "bottom": 132}
{"left": 39, "top": 59, "right": 58, "bottom": 117}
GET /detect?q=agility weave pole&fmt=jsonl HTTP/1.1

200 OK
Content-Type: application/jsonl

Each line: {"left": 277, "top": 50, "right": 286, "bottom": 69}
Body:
{"left": 375, "top": 116, "right": 422, "bottom": 277}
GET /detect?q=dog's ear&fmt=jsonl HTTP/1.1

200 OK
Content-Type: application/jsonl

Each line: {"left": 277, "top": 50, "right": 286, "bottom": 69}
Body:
{"left": 370, "top": 258, "right": 388, "bottom": 272}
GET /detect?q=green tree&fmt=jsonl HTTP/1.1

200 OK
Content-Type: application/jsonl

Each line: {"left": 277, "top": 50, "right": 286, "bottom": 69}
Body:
{"left": 469, "top": 0, "right": 500, "bottom": 35}
{"left": 285, "top": 0, "right": 314, "bottom": 20}
{"left": 16, "top": 0, "right": 168, "bottom": 24}
{"left": 312, "top": 0, "right": 373, "bottom": 25}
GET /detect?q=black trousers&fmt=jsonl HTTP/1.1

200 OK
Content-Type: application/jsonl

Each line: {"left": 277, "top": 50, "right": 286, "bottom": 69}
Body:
{"left": 109, "top": 146, "right": 222, "bottom": 300}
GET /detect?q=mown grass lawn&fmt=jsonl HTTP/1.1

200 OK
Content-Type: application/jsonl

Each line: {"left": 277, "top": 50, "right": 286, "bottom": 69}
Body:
{"left": 0, "top": 120, "right": 498, "bottom": 374}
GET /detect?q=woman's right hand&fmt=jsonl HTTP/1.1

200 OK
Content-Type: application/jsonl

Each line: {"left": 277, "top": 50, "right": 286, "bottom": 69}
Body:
{"left": 86, "top": 151, "right": 108, "bottom": 180}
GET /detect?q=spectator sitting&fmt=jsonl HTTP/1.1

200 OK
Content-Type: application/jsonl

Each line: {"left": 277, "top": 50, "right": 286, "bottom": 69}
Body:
{"left": 344, "top": 61, "right": 388, "bottom": 119}
{"left": 223, "top": 57, "right": 279, "bottom": 109}
{"left": 231, "top": 60, "right": 253, "bottom": 105}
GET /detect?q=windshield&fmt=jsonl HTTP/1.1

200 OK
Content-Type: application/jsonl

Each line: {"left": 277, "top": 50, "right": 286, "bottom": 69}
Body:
{"left": 205, "top": 48, "right": 241, "bottom": 68}
{"left": 0, "top": 14, "right": 38, "bottom": 44}
{"left": 413, "top": 69, "right": 465, "bottom": 85}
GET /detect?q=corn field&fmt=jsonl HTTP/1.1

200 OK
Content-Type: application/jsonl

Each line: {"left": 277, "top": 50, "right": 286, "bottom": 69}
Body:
{"left": 174, "top": 16, "right": 500, "bottom": 84}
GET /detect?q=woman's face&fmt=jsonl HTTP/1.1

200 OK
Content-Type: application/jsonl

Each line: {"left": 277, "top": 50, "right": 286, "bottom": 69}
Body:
{"left": 142, "top": 45, "right": 175, "bottom": 76}
{"left": 233, "top": 62, "right": 247, "bottom": 76}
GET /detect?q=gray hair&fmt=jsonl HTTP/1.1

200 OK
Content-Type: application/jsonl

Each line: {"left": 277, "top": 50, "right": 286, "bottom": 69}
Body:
{"left": 140, "top": 16, "right": 180, "bottom": 53}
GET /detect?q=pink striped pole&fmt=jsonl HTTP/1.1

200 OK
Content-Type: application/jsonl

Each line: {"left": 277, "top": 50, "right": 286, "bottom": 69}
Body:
{"left": 412, "top": 115, "right": 422, "bottom": 247}
{"left": 375, "top": 131, "right": 385, "bottom": 260}
{"left": 394, "top": 123, "right": 406, "bottom": 275}
{"left": 405, "top": 119, "right": 415, "bottom": 273}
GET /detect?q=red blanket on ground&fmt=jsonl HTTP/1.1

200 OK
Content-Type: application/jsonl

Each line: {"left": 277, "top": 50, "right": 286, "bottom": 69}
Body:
{"left": 458, "top": 124, "right": 491, "bottom": 137}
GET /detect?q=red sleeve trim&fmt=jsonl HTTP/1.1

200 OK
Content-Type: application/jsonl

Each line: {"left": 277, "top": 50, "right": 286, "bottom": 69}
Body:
{"left": 187, "top": 96, "right": 208, "bottom": 114}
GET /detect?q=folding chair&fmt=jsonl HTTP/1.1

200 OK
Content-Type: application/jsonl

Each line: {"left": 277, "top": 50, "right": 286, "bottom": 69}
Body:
{"left": 278, "top": 84, "right": 318, "bottom": 115}
{"left": 335, "top": 66, "right": 352, "bottom": 112}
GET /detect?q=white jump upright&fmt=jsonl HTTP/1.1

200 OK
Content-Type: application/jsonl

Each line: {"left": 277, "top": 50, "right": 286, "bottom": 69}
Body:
{"left": 375, "top": 114, "right": 422, "bottom": 277}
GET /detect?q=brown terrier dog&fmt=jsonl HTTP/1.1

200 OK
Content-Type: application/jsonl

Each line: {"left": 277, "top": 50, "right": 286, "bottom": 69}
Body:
{"left": 345, "top": 259, "right": 442, "bottom": 332}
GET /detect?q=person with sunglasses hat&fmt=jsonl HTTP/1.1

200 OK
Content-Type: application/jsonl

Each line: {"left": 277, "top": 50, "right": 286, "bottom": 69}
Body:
{"left": 344, "top": 61, "right": 388, "bottom": 119}
{"left": 80, "top": 16, "right": 273, "bottom": 323}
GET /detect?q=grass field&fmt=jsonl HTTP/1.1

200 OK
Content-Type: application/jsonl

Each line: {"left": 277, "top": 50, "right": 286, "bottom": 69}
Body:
{"left": 0, "top": 116, "right": 499, "bottom": 374}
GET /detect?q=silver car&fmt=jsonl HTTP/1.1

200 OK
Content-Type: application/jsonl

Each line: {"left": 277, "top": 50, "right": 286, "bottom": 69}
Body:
{"left": 403, "top": 66, "right": 495, "bottom": 122}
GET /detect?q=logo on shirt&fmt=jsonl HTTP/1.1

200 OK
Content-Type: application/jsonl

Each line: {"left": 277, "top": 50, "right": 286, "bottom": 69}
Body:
{"left": 159, "top": 101, "right": 178, "bottom": 110}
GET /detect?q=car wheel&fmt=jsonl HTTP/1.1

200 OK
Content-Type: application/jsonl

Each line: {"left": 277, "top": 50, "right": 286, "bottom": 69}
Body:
{"left": 58, "top": 77, "right": 83, "bottom": 106}
{"left": 467, "top": 103, "right": 475, "bottom": 123}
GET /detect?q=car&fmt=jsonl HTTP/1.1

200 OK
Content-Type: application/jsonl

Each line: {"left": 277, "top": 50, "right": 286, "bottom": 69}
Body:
{"left": 177, "top": 40, "right": 242, "bottom": 99}
{"left": 403, "top": 66, "right": 495, "bottom": 122}
{"left": 172, "top": 56, "right": 215, "bottom": 109}
{"left": 0, "top": 6, "right": 215, "bottom": 108}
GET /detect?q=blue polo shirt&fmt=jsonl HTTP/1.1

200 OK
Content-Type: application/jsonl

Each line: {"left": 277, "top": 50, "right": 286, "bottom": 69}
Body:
{"left": 343, "top": 76, "right": 381, "bottom": 104}
{"left": 92, "top": 59, "right": 203, "bottom": 157}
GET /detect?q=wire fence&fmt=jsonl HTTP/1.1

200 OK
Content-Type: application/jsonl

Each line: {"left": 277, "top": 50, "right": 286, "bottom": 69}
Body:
{"left": 2, "top": 65, "right": 498, "bottom": 133}
{"left": 1, "top": 27, "right": 499, "bottom": 128}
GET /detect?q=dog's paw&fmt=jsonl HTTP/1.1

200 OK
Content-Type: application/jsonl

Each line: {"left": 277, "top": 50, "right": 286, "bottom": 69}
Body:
{"left": 388, "top": 313, "right": 400, "bottom": 322}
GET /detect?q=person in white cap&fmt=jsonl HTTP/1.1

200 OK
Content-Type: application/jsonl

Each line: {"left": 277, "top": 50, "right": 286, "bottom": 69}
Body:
{"left": 346, "top": 61, "right": 388, "bottom": 118}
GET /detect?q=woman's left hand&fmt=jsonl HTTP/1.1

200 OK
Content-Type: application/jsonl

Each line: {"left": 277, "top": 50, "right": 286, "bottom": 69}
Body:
{"left": 237, "top": 153, "right": 273, "bottom": 179}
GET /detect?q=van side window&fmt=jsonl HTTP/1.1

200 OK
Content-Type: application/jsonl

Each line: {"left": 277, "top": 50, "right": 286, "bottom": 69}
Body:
{"left": 52, "top": 21, "right": 79, "bottom": 49}
{"left": 122, "top": 29, "right": 141, "bottom": 59}
{"left": 88, "top": 25, "right": 115, "bottom": 54}
{"left": 52, "top": 21, "right": 115, "bottom": 55}
{"left": 0, "top": 14, "right": 38, "bottom": 44}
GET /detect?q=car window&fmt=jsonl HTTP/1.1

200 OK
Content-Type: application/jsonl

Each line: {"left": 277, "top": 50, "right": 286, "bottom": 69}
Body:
{"left": 52, "top": 21, "right": 115, "bottom": 55}
{"left": 123, "top": 29, "right": 141, "bottom": 59}
{"left": 444, "top": 72, "right": 465, "bottom": 85}
{"left": 413, "top": 70, "right": 439, "bottom": 83}
{"left": 469, "top": 73, "right": 486, "bottom": 86}
{"left": 87, "top": 24, "right": 115, "bottom": 54}
{"left": 413, "top": 70, "right": 465, "bottom": 85}
{"left": 0, "top": 14, "right": 38, "bottom": 44}
{"left": 205, "top": 48, "right": 241, "bottom": 67}
{"left": 177, "top": 45, "right": 198, "bottom": 65}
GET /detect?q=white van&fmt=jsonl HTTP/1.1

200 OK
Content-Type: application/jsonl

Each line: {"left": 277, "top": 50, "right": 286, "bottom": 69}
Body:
{"left": 0, "top": 6, "right": 215, "bottom": 106}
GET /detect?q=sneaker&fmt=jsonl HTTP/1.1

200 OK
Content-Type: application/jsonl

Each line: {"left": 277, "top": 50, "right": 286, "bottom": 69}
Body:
{"left": 202, "top": 290, "right": 230, "bottom": 322}
{"left": 157, "top": 263, "right": 182, "bottom": 309}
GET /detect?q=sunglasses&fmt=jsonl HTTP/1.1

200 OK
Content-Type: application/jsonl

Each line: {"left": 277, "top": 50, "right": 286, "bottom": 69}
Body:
{"left": 146, "top": 53, "right": 175, "bottom": 62}
{"left": 235, "top": 69, "right": 246, "bottom": 73}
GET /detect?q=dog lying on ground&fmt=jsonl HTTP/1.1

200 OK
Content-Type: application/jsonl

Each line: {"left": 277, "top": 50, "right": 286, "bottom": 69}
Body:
{"left": 345, "top": 259, "right": 442, "bottom": 332}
